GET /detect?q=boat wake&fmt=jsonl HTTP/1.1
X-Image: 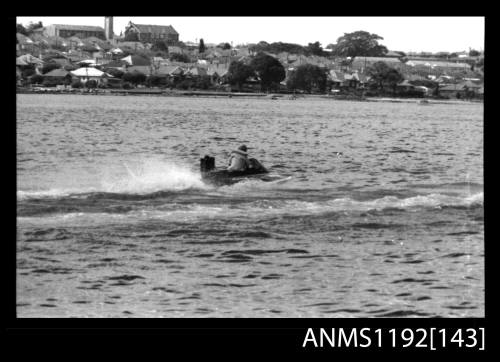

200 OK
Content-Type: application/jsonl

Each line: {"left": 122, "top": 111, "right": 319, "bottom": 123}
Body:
{"left": 18, "top": 190, "right": 483, "bottom": 225}
{"left": 18, "top": 159, "right": 208, "bottom": 200}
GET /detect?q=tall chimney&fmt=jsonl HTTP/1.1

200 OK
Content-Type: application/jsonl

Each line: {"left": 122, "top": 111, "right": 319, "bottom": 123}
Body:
{"left": 105, "top": 16, "right": 114, "bottom": 41}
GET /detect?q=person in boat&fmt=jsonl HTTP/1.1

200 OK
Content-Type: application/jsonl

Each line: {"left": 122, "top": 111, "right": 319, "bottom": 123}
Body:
{"left": 227, "top": 145, "right": 250, "bottom": 172}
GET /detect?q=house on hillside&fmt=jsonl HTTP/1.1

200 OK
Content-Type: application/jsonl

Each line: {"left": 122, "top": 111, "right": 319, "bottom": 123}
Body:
{"left": 115, "top": 41, "right": 146, "bottom": 51}
{"left": 351, "top": 57, "right": 403, "bottom": 73}
{"left": 206, "top": 64, "right": 229, "bottom": 84}
{"left": 155, "top": 65, "right": 185, "bottom": 84}
{"left": 396, "top": 79, "right": 416, "bottom": 92}
{"left": 83, "top": 37, "right": 113, "bottom": 52}
{"left": 184, "top": 66, "right": 207, "bottom": 78}
{"left": 124, "top": 22, "right": 179, "bottom": 45}
{"left": 16, "top": 33, "right": 34, "bottom": 50}
{"left": 121, "top": 54, "right": 151, "bottom": 66}
{"left": 102, "top": 59, "right": 128, "bottom": 72}
{"left": 16, "top": 54, "right": 44, "bottom": 67}
{"left": 328, "top": 70, "right": 364, "bottom": 89}
{"left": 49, "top": 57, "right": 72, "bottom": 68}
{"left": 43, "top": 68, "right": 72, "bottom": 85}
{"left": 167, "top": 46, "right": 183, "bottom": 54}
{"left": 126, "top": 65, "right": 152, "bottom": 76}
{"left": 439, "top": 80, "right": 482, "bottom": 98}
{"left": 66, "top": 36, "right": 85, "bottom": 49}
{"left": 70, "top": 67, "right": 113, "bottom": 85}
{"left": 402, "top": 60, "right": 471, "bottom": 79}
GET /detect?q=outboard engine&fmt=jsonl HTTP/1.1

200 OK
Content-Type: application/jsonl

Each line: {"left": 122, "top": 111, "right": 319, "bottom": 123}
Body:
{"left": 200, "top": 155, "right": 215, "bottom": 173}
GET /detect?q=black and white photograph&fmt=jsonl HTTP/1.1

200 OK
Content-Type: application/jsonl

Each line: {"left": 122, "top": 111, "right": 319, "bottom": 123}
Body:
{"left": 16, "top": 16, "right": 484, "bottom": 319}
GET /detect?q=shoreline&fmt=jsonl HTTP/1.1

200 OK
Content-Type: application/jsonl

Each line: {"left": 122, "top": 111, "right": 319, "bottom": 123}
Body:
{"left": 16, "top": 88, "right": 483, "bottom": 104}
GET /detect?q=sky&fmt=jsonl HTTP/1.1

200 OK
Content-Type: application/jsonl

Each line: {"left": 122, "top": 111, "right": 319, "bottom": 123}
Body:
{"left": 16, "top": 17, "right": 485, "bottom": 53}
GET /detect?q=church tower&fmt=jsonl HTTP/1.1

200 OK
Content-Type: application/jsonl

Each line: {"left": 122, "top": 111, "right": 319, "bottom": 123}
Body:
{"left": 104, "top": 16, "right": 114, "bottom": 41}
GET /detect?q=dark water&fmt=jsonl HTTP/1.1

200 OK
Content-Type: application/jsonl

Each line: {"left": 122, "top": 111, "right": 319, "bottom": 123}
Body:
{"left": 16, "top": 94, "right": 483, "bottom": 317}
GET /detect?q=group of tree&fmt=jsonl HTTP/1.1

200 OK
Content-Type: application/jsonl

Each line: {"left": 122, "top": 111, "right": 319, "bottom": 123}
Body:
{"left": 228, "top": 52, "right": 286, "bottom": 92}
{"left": 327, "top": 31, "right": 388, "bottom": 57}
{"left": 246, "top": 31, "right": 391, "bottom": 59}
{"left": 286, "top": 64, "right": 327, "bottom": 93}
{"left": 217, "top": 42, "right": 231, "bottom": 50}
{"left": 169, "top": 52, "right": 191, "bottom": 63}
{"left": 249, "top": 41, "right": 308, "bottom": 56}
{"left": 366, "top": 61, "right": 403, "bottom": 95}
{"left": 248, "top": 41, "right": 327, "bottom": 57}
{"left": 122, "top": 71, "right": 147, "bottom": 85}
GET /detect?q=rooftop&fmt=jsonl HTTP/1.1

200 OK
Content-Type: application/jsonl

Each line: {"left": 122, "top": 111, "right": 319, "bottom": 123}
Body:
{"left": 50, "top": 24, "right": 105, "bottom": 32}
{"left": 129, "top": 22, "right": 179, "bottom": 35}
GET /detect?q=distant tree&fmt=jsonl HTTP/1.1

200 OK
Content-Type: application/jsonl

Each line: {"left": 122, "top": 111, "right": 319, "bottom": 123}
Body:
{"left": 16, "top": 23, "right": 28, "bottom": 36}
{"left": 469, "top": 49, "right": 480, "bottom": 57}
{"left": 124, "top": 31, "right": 139, "bottom": 42}
{"left": 250, "top": 52, "right": 286, "bottom": 92}
{"left": 152, "top": 40, "right": 168, "bottom": 52}
{"left": 476, "top": 57, "right": 484, "bottom": 72}
{"left": 133, "top": 51, "right": 153, "bottom": 60}
{"left": 194, "top": 75, "right": 212, "bottom": 90}
{"left": 176, "top": 79, "right": 191, "bottom": 90}
{"left": 42, "top": 78, "right": 56, "bottom": 87}
{"left": 228, "top": 60, "right": 255, "bottom": 90}
{"left": 25, "top": 21, "right": 43, "bottom": 35}
{"left": 147, "top": 75, "right": 164, "bottom": 87}
{"left": 86, "top": 80, "right": 98, "bottom": 88}
{"left": 249, "top": 41, "right": 308, "bottom": 55}
{"left": 122, "top": 71, "right": 146, "bottom": 85}
{"left": 409, "top": 79, "right": 436, "bottom": 89}
{"left": 325, "top": 43, "right": 338, "bottom": 57}
{"left": 41, "top": 62, "right": 61, "bottom": 74}
{"left": 249, "top": 41, "right": 269, "bottom": 54}
{"left": 334, "top": 31, "right": 388, "bottom": 57}
{"left": 199, "top": 38, "right": 206, "bottom": 53}
{"left": 286, "top": 64, "right": 327, "bottom": 93}
{"left": 169, "top": 53, "right": 190, "bottom": 63}
{"left": 30, "top": 74, "right": 44, "bottom": 85}
{"left": 218, "top": 42, "right": 231, "bottom": 50}
{"left": 122, "top": 82, "right": 133, "bottom": 89}
{"left": 81, "top": 45, "right": 100, "bottom": 53}
{"left": 21, "top": 68, "right": 36, "bottom": 79}
{"left": 71, "top": 80, "right": 83, "bottom": 88}
{"left": 435, "top": 52, "right": 450, "bottom": 59}
{"left": 306, "top": 41, "right": 324, "bottom": 56}
{"left": 367, "top": 61, "right": 404, "bottom": 94}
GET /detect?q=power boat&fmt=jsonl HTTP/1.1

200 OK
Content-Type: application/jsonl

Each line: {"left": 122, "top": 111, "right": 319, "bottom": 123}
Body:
{"left": 200, "top": 155, "right": 270, "bottom": 186}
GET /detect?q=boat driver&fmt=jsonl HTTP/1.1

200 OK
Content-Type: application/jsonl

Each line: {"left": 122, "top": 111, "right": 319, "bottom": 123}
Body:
{"left": 227, "top": 145, "right": 250, "bottom": 172}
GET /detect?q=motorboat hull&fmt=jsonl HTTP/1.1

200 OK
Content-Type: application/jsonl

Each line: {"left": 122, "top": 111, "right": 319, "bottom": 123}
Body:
{"left": 200, "top": 155, "right": 269, "bottom": 186}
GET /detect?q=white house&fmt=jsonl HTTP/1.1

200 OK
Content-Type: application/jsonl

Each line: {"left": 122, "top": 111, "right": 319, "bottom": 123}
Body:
{"left": 70, "top": 67, "right": 113, "bottom": 84}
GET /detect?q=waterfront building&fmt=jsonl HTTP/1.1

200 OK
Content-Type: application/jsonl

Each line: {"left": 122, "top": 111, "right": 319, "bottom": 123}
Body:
{"left": 70, "top": 67, "right": 113, "bottom": 85}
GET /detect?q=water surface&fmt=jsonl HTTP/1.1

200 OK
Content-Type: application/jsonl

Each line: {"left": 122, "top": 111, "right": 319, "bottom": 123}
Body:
{"left": 17, "top": 94, "right": 483, "bottom": 317}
